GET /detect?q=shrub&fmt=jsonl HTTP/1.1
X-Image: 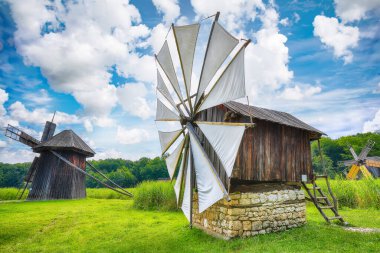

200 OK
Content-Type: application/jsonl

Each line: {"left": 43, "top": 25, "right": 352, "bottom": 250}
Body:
{"left": 0, "top": 187, "right": 28, "bottom": 200}
{"left": 133, "top": 181, "right": 177, "bottom": 211}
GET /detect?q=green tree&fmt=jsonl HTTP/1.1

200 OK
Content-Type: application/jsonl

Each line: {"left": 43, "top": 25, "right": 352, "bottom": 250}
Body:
{"left": 108, "top": 166, "right": 137, "bottom": 187}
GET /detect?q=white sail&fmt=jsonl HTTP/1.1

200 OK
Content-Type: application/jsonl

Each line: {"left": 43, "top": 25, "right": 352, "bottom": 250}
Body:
{"left": 188, "top": 127, "right": 225, "bottom": 213}
{"left": 156, "top": 41, "right": 182, "bottom": 100}
{"left": 198, "top": 47, "right": 246, "bottom": 112}
{"left": 181, "top": 148, "right": 192, "bottom": 221}
{"left": 156, "top": 99, "right": 179, "bottom": 122}
{"left": 196, "top": 22, "right": 239, "bottom": 105}
{"left": 165, "top": 138, "right": 185, "bottom": 179}
{"left": 158, "top": 129, "right": 182, "bottom": 154}
{"left": 173, "top": 24, "right": 200, "bottom": 95}
{"left": 174, "top": 148, "right": 186, "bottom": 204}
{"left": 198, "top": 123, "right": 245, "bottom": 177}
{"left": 157, "top": 70, "right": 178, "bottom": 111}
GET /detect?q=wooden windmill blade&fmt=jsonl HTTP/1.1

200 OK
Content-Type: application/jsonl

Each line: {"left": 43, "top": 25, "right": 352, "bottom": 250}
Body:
{"left": 5, "top": 124, "right": 40, "bottom": 147}
{"left": 348, "top": 145, "right": 359, "bottom": 161}
{"left": 155, "top": 13, "right": 253, "bottom": 225}
{"left": 358, "top": 140, "right": 375, "bottom": 161}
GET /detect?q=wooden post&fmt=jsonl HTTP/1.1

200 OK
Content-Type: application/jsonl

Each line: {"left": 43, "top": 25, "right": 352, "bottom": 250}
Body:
{"left": 189, "top": 148, "right": 194, "bottom": 228}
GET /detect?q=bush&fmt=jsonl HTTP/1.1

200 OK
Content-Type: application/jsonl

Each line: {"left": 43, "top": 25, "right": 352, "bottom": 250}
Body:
{"left": 318, "top": 178, "right": 380, "bottom": 209}
{"left": 133, "top": 181, "right": 177, "bottom": 211}
{"left": 0, "top": 187, "right": 28, "bottom": 200}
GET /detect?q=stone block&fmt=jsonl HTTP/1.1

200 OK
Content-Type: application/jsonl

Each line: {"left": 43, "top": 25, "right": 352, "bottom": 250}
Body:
{"left": 252, "top": 221, "right": 263, "bottom": 231}
{"left": 192, "top": 185, "right": 306, "bottom": 239}
{"left": 243, "top": 221, "right": 251, "bottom": 231}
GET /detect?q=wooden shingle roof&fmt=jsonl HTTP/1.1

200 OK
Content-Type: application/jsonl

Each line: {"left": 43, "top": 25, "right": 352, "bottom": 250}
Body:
{"left": 224, "top": 101, "right": 325, "bottom": 135}
{"left": 33, "top": 130, "right": 95, "bottom": 157}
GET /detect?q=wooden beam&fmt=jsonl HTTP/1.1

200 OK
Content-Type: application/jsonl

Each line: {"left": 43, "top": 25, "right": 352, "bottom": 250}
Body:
{"left": 194, "top": 121, "right": 255, "bottom": 127}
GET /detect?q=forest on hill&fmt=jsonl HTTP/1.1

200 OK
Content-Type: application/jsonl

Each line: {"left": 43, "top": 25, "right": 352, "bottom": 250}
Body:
{"left": 0, "top": 132, "right": 379, "bottom": 188}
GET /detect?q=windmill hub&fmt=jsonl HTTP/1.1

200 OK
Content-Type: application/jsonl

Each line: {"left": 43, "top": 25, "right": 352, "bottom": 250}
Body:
{"left": 180, "top": 116, "right": 193, "bottom": 126}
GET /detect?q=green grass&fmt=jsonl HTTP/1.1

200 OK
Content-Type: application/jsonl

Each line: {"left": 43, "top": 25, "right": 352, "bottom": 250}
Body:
{"left": 0, "top": 199, "right": 379, "bottom": 253}
{"left": 0, "top": 188, "right": 134, "bottom": 201}
{"left": 133, "top": 181, "right": 177, "bottom": 211}
{"left": 316, "top": 178, "right": 380, "bottom": 209}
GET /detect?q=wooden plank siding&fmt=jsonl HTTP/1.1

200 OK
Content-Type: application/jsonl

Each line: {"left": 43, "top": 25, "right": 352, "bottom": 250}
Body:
{"left": 196, "top": 105, "right": 313, "bottom": 185}
{"left": 28, "top": 151, "right": 87, "bottom": 200}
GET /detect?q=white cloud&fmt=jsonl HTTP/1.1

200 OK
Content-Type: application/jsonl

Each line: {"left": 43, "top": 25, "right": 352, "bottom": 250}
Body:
{"left": 117, "top": 83, "right": 154, "bottom": 120}
{"left": 245, "top": 7, "right": 293, "bottom": 99}
{"left": 190, "top": 0, "right": 265, "bottom": 32}
{"left": 23, "top": 89, "right": 52, "bottom": 105}
{"left": 279, "top": 85, "right": 322, "bottom": 100}
{"left": 279, "top": 17, "right": 289, "bottom": 26}
{"left": 293, "top": 13, "right": 300, "bottom": 23}
{"left": 0, "top": 140, "right": 7, "bottom": 148}
{"left": 313, "top": 15, "right": 359, "bottom": 64}
{"left": 152, "top": 0, "right": 180, "bottom": 24}
{"left": 0, "top": 88, "right": 9, "bottom": 116}
{"left": 116, "top": 126, "right": 152, "bottom": 145}
{"left": 373, "top": 82, "right": 380, "bottom": 94}
{"left": 8, "top": 101, "right": 80, "bottom": 125}
{"left": 334, "top": 0, "right": 380, "bottom": 23}
{"left": 363, "top": 110, "right": 380, "bottom": 133}
{"left": 7, "top": 0, "right": 152, "bottom": 122}
{"left": 0, "top": 148, "right": 35, "bottom": 163}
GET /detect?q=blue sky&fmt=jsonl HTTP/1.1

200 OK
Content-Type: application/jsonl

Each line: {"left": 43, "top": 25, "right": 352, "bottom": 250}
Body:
{"left": 0, "top": 0, "right": 379, "bottom": 163}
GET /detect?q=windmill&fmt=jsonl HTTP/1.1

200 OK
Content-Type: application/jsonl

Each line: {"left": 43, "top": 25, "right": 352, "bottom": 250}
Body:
{"left": 344, "top": 140, "right": 378, "bottom": 179}
{"left": 5, "top": 118, "right": 133, "bottom": 200}
{"left": 155, "top": 12, "right": 253, "bottom": 225}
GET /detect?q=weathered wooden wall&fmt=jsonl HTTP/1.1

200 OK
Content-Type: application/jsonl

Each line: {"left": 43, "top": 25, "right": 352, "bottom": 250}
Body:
{"left": 28, "top": 150, "right": 86, "bottom": 200}
{"left": 196, "top": 105, "right": 313, "bottom": 186}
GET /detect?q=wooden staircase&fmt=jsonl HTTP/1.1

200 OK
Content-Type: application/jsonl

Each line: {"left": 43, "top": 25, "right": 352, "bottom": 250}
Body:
{"left": 302, "top": 175, "right": 347, "bottom": 224}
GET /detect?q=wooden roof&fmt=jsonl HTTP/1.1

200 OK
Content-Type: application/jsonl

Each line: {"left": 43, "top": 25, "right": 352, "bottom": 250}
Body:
{"left": 33, "top": 130, "right": 95, "bottom": 157}
{"left": 224, "top": 101, "right": 325, "bottom": 136}
{"left": 366, "top": 157, "right": 380, "bottom": 168}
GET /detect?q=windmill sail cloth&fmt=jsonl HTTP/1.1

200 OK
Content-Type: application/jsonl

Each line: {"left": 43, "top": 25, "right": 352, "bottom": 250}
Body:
{"left": 157, "top": 70, "right": 178, "bottom": 111}
{"left": 181, "top": 148, "right": 192, "bottom": 221}
{"left": 196, "top": 22, "right": 239, "bottom": 105}
{"left": 157, "top": 41, "right": 182, "bottom": 100}
{"left": 174, "top": 24, "right": 200, "bottom": 95}
{"left": 158, "top": 129, "right": 182, "bottom": 154}
{"left": 156, "top": 99, "right": 180, "bottom": 121}
{"left": 165, "top": 138, "right": 185, "bottom": 179}
{"left": 198, "top": 47, "right": 246, "bottom": 112}
{"left": 188, "top": 127, "right": 225, "bottom": 213}
{"left": 198, "top": 123, "right": 245, "bottom": 177}
{"left": 174, "top": 149, "right": 186, "bottom": 204}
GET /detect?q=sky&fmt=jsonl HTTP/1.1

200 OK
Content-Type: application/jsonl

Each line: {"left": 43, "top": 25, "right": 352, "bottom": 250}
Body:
{"left": 0, "top": 0, "right": 379, "bottom": 164}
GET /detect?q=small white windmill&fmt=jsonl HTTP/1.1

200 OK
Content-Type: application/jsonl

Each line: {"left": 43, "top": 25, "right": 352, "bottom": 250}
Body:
{"left": 155, "top": 12, "right": 252, "bottom": 225}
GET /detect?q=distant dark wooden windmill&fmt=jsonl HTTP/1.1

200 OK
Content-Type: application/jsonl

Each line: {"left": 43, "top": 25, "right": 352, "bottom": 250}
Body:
{"left": 5, "top": 119, "right": 132, "bottom": 200}
{"left": 343, "top": 140, "right": 379, "bottom": 179}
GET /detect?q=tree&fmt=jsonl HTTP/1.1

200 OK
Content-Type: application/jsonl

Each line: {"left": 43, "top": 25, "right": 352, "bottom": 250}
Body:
{"left": 108, "top": 166, "right": 137, "bottom": 187}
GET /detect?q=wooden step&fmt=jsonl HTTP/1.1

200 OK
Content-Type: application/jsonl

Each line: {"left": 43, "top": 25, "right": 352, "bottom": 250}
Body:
{"left": 327, "top": 216, "right": 342, "bottom": 220}
{"left": 315, "top": 175, "right": 328, "bottom": 178}
{"left": 319, "top": 205, "right": 334, "bottom": 209}
{"left": 304, "top": 186, "right": 321, "bottom": 190}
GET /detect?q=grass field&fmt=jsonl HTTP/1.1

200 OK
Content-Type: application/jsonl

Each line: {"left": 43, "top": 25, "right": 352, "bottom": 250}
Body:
{"left": 0, "top": 197, "right": 379, "bottom": 253}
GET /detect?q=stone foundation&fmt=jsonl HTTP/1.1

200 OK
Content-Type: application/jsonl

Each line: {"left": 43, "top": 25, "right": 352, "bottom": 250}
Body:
{"left": 192, "top": 184, "right": 306, "bottom": 239}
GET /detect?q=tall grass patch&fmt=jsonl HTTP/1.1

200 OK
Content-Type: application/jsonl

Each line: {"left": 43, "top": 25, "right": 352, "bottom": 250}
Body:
{"left": 318, "top": 178, "right": 380, "bottom": 209}
{"left": 133, "top": 181, "right": 177, "bottom": 211}
{"left": 0, "top": 188, "right": 27, "bottom": 200}
{"left": 86, "top": 188, "right": 134, "bottom": 200}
